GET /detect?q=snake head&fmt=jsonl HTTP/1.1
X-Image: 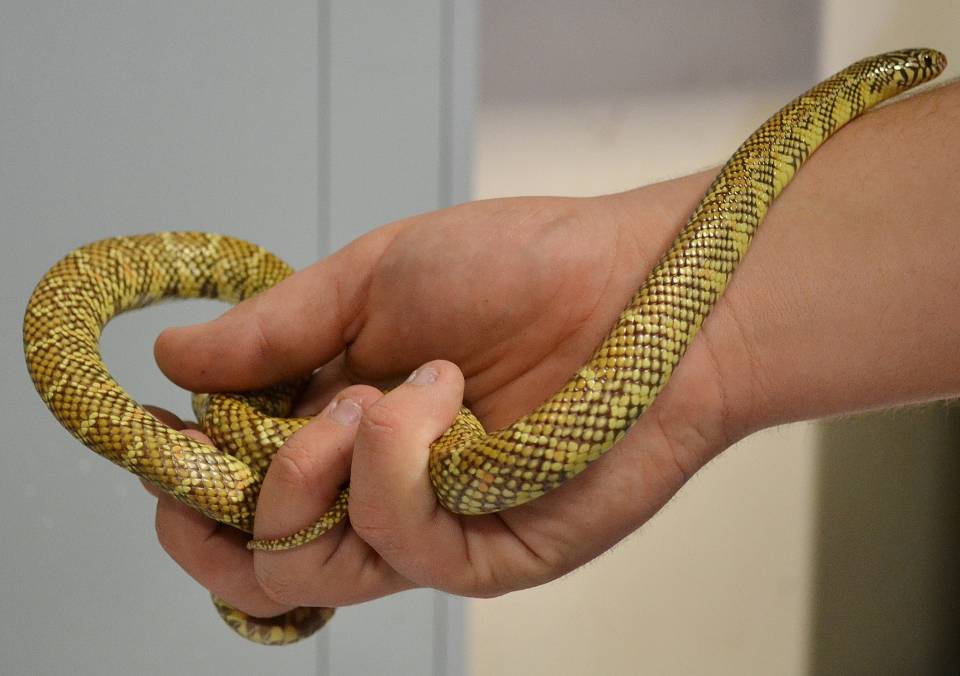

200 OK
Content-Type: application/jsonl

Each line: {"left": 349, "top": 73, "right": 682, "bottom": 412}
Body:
{"left": 887, "top": 48, "right": 948, "bottom": 85}
{"left": 911, "top": 48, "right": 947, "bottom": 73}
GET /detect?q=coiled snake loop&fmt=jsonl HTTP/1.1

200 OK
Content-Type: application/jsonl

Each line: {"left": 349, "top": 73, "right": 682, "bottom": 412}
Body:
{"left": 24, "top": 49, "right": 946, "bottom": 644}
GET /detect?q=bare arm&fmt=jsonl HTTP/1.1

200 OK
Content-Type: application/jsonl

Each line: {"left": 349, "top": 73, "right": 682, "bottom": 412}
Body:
{"left": 677, "top": 78, "right": 960, "bottom": 444}
{"left": 148, "top": 80, "right": 960, "bottom": 616}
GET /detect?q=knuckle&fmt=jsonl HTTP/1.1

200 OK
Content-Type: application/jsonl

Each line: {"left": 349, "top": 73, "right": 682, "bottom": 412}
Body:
{"left": 453, "top": 578, "right": 508, "bottom": 599}
{"left": 153, "top": 505, "right": 180, "bottom": 555}
{"left": 268, "top": 440, "right": 316, "bottom": 491}
{"left": 348, "top": 500, "right": 413, "bottom": 566}
{"left": 652, "top": 407, "right": 697, "bottom": 488}
{"left": 348, "top": 497, "right": 395, "bottom": 549}
{"left": 254, "top": 559, "right": 309, "bottom": 607}
{"left": 350, "top": 519, "right": 393, "bottom": 552}
{"left": 357, "top": 400, "right": 403, "bottom": 441}
{"left": 154, "top": 521, "right": 173, "bottom": 555}
{"left": 445, "top": 557, "right": 510, "bottom": 598}
{"left": 250, "top": 302, "right": 277, "bottom": 364}
{"left": 405, "top": 555, "right": 501, "bottom": 599}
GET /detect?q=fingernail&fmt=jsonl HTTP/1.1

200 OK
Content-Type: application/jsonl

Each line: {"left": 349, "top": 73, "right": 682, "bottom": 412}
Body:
{"left": 328, "top": 397, "right": 362, "bottom": 426}
{"left": 406, "top": 365, "right": 438, "bottom": 386}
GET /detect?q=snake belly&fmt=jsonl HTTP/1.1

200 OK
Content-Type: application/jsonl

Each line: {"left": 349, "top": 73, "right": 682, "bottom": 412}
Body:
{"left": 23, "top": 49, "right": 945, "bottom": 645}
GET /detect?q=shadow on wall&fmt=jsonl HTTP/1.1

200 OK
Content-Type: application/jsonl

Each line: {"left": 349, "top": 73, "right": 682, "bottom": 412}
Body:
{"left": 811, "top": 406, "right": 960, "bottom": 674}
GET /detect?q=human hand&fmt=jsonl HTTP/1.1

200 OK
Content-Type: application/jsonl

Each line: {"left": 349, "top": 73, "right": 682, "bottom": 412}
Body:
{"left": 149, "top": 72, "right": 960, "bottom": 612}
{"left": 148, "top": 183, "right": 742, "bottom": 615}
{"left": 148, "top": 74, "right": 960, "bottom": 614}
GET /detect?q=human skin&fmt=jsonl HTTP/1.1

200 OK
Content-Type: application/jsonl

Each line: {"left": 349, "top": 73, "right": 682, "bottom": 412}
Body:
{"left": 147, "top": 80, "right": 960, "bottom": 620}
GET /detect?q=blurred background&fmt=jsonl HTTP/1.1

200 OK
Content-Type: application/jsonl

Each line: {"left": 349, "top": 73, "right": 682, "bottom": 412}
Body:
{"left": 473, "top": 2, "right": 960, "bottom": 674}
{"left": 2, "top": 1, "right": 958, "bottom": 674}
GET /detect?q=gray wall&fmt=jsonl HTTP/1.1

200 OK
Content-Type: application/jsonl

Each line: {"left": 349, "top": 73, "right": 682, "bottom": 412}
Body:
{"left": 324, "top": 3, "right": 472, "bottom": 674}
{"left": 1, "top": 2, "right": 322, "bottom": 673}
{"left": 1, "top": 1, "right": 471, "bottom": 674}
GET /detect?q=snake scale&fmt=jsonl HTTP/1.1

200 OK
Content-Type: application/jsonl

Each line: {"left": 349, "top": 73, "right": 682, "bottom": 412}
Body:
{"left": 23, "top": 49, "right": 946, "bottom": 645}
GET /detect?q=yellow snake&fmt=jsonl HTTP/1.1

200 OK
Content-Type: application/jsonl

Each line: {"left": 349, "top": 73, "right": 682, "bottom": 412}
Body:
{"left": 23, "top": 49, "right": 946, "bottom": 645}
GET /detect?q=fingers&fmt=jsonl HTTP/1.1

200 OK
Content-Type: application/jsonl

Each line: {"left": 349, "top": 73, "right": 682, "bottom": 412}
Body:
{"left": 250, "top": 384, "right": 415, "bottom": 607}
{"left": 290, "top": 354, "right": 361, "bottom": 417}
{"left": 253, "top": 385, "right": 380, "bottom": 542}
{"left": 154, "top": 232, "right": 388, "bottom": 393}
{"left": 143, "top": 405, "right": 186, "bottom": 429}
{"left": 143, "top": 363, "right": 475, "bottom": 611}
{"left": 348, "top": 360, "right": 468, "bottom": 585}
{"left": 144, "top": 387, "right": 418, "bottom": 611}
{"left": 152, "top": 429, "right": 292, "bottom": 618}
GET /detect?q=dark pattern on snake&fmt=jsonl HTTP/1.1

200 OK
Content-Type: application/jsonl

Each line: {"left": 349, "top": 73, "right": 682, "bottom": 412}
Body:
{"left": 23, "top": 49, "right": 945, "bottom": 644}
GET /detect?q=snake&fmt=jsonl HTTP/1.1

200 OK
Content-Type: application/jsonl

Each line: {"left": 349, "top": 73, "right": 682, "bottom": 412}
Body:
{"left": 23, "top": 49, "right": 946, "bottom": 645}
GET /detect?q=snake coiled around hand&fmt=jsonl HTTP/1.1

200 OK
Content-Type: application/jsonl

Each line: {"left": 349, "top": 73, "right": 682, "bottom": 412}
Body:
{"left": 23, "top": 49, "right": 946, "bottom": 645}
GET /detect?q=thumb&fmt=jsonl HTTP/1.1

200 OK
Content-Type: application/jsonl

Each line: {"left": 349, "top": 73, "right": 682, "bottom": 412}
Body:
{"left": 348, "top": 360, "right": 466, "bottom": 579}
{"left": 154, "top": 232, "right": 385, "bottom": 392}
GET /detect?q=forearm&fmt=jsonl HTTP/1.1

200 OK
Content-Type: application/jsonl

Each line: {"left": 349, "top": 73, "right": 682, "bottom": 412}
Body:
{"left": 680, "top": 79, "right": 960, "bottom": 439}
{"left": 146, "top": 76, "right": 960, "bottom": 607}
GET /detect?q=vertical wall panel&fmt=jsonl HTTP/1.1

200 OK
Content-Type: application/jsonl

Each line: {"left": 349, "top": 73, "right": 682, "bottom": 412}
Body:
{"left": 1, "top": 1, "right": 473, "bottom": 673}
{"left": 321, "top": 2, "right": 473, "bottom": 673}
{"left": 1, "top": 2, "right": 320, "bottom": 673}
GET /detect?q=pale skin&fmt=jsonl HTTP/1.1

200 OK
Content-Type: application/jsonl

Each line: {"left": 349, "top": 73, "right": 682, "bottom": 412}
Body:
{"left": 146, "top": 81, "right": 960, "bottom": 620}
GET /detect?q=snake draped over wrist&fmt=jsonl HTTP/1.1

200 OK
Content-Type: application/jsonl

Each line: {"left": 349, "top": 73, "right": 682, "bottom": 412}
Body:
{"left": 23, "top": 49, "right": 946, "bottom": 645}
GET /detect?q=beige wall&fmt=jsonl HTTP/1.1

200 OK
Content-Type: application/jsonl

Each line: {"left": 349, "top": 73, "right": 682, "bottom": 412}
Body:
{"left": 469, "top": 2, "right": 960, "bottom": 674}
{"left": 471, "top": 87, "right": 818, "bottom": 676}
{"left": 820, "top": 0, "right": 960, "bottom": 73}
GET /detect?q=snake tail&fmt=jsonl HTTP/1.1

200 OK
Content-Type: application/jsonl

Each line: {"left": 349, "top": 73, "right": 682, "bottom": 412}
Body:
{"left": 23, "top": 49, "right": 946, "bottom": 646}
{"left": 23, "top": 232, "right": 334, "bottom": 643}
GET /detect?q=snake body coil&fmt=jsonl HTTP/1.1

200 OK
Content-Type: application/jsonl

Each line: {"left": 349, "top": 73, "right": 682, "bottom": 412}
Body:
{"left": 24, "top": 49, "right": 946, "bottom": 645}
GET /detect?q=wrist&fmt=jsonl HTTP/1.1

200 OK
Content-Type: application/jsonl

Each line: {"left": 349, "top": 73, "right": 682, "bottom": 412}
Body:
{"left": 592, "top": 78, "right": 960, "bottom": 470}
{"left": 599, "top": 173, "right": 756, "bottom": 477}
{"left": 579, "top": 79, "right": 959, "bottom": 479}
{"left": 655, "top": 80, "right": 960, "bottom": 445}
